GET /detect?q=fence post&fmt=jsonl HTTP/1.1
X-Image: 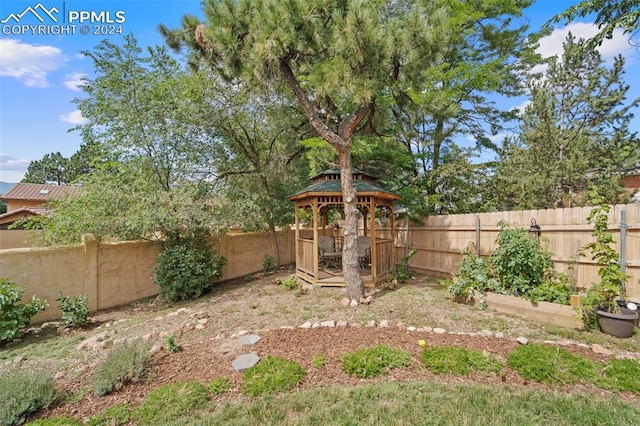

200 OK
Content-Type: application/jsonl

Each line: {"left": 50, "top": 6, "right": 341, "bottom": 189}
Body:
{"left": 81, "top": 233, "right": 99, "bottom": 312}
{"left": 475, "top": 215, "right": 480, "bottom": 255}
{"left": 620, "top": 209, "right": 627, "bottom": 273}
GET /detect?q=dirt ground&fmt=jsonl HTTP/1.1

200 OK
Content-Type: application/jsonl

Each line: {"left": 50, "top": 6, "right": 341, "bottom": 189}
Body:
{"left": 11, "top": 268, "right": 639, "bottom": 422}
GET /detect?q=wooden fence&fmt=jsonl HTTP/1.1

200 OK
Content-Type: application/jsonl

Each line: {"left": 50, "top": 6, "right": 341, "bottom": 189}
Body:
{"left": 397, "top": 203, "right": 640, "bottom": 302}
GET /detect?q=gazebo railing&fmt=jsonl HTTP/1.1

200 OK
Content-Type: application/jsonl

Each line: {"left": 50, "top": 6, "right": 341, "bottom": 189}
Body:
{"left": 296, "top": 238, "right": 315, "bottom": 274}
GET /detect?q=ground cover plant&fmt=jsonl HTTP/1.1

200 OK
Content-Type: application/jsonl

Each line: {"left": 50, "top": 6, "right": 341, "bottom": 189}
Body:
{"left": 5, "top": 271, "right": 638, "bottom": 423}
{"left": 421, "top": 345, "right": 503, "bottom": 376}
{"left": 242, "top": 356, "right": 306, "bottom": 397}
{"left": 341, "top": 344, "right": 412, "bottom": 378}
{"left": 0, "top": 369, "right": 60, "bottom": 426}
{"left": 91, "top": 340, "right": 153, "bottom": 396}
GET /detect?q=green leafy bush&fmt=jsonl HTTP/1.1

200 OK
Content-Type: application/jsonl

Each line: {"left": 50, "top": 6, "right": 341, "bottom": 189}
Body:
{"left": 448, "top": 224, "right": 573, "bottom": 304}
{"left": 133, "top": 381, "right": 209, "bottom": 424}
{"left": 491, "top": 222, "right": 555, "bottom": 297}
{"left": 242, "top": 356, "right": 305, "bottom": 396}
{"left": 153, "top": 239, "right": 226, "bottom": 303}
{"left": 92, "top": 340, "right": 152, "bottom": 396}
{"left": 421, "top": 346, "right": 503, "bottom": 375}
{"left": 447, "top": 245, "right": 500, "bottom": 302}
{"left": 507, "top": 344, "right": 597, "bottom": 385}
{"left": 341, "top": 344, "right": 412, "bottom": 379}
{"left": 1, "top": 278, "right": 47, "bottom": 343}
{"left": 275, "top": 274, "right": 300, "bottom": 290}
{"left": 56, "top": 293, "right": 89, "bottom": 328}
{"left": 390, "top": 249, "right": 417, "bottom": 284}
{"left": 0, "top": 369, "right": 60, "bottom": 426}
{"left": 165, "top": 334, "right": 179, "bottom": 353}
{"left": 311, "top": 354, "right": 326, "bottom": 369}
{"left": 262, "top": 255, "right": 276, "bottom": 275}
{"left": 208, "top": 376, "right": 232, "bottom": 395}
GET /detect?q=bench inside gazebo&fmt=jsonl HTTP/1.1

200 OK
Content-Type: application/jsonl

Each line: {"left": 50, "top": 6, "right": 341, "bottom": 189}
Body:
{"left": 287, "top": 168, "right": 401, "bottom": 287}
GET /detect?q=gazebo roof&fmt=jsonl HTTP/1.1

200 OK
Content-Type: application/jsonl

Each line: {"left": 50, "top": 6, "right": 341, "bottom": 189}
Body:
{"left": 287, "top": 168, "right": 401, "bottom": 200}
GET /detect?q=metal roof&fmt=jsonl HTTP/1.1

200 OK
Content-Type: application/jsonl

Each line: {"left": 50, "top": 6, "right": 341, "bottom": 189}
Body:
{"left": 1, "top": 183, "right": 81, "bottom": 201}
{"left": 288, "top": 169, "right": 400, "bottom": 200}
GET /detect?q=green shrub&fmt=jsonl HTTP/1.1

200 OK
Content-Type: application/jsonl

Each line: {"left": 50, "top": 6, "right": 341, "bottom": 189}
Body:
{"left": 311, "top": 354, "right": 326, "bottom": 369}
{"left": 507, "top": 344, "right": 597, "bottom": 385}
{"left": 528, "top": 280, "right": 573, "bottom": 305}
{"left": 1, "top": 279, "right": 47, "bottom": 343}
{"left": 341, "top": 344, "right": 412, "bottom": 379}
{"left": 208, "top": 376, "right": 232, "bottom": 395}
{"left": 165, "top": 334, "right": 179, "bottom": 353}
{"left": 447, "top": 245, "right": 500, "bottom": 302}
{"left": 87, "top": 403, "right": 131, "bottom": 426}
{"left": 0, "top": 369, "right": 60, "bottom": 426}
{"left": 133, "top": 381, "right": 209, "bottom": 424}
{"left": 262, "top": 255, "right": 276, "bottom": 275}
{"left": 153, "top": 239, "right": 226, "bottom": 303}
{"left": 421, "top": 346, "right": 503, "bottom": 375}
{"left": 491, "top": 222, "right": 555, "bottom": 297}
{"left": 275, "top": 274, "right": 299, "bottom": 290}
{"left": 56, "top": 293, "right": 89, "bottom": 328}
{"left": 242, "top": 356, "right": 305, "bottom": 397}
{"left": 390, "top": 249, "right": 417, "bottom": 284}
{"left": 91, "top": 340, "right": 152, "bottom": 396}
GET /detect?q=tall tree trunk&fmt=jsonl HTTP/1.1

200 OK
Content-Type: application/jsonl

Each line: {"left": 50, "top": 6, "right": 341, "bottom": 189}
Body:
{"left": 338, "top": 148, "right": 364, "bottom": 301}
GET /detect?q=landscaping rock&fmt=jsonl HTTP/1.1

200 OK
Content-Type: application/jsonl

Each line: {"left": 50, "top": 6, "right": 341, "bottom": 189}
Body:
{"left": 494, "top": 332, "right": 505, "bottom": 339}
{"left": 591, "top": 344, "right": 613, "bottom": 356}
{"left": 366, "top": 320, "right": 376, "bottom": 327}
{"left": 232, "top": 353, "right": 260, "bottom": 372}
{"left": 336, "top": 320, "right": 348, "bottom": 327}
{"left": 349, "top": 299, "right": 359, "bottom": 307}
{"left": 312, "top": 322, "right": 320, "bottom": 328}
{"left": 407, "top": 326, "right": 417, "bottom": 331}
{"left": 299, "top": 321, "right": 312, "bottom": 329}
{"left": 238, "top": 334, "right": 260, "bottom": 346}
{"left": 477, "top": 329, "right": 493, "bottom": 337}
{"left": 379, "top": 320, "right": 389, "bottom": 328}
{"left": 340, "top": 297, "right": 351, "bottom": 307}
{"left": 516, "top": 336, "right": 528, "bottom": 345}
{"left": 433, "top": 328, "right": 446, "bottom": 334}
{"left": 320, "top": 320, "right": 335, "bottom": 328}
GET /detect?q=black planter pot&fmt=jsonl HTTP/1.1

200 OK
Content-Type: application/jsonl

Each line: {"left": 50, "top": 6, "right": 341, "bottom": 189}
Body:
{"left": 596, "top": 308, "right": 639, "bottom": 338}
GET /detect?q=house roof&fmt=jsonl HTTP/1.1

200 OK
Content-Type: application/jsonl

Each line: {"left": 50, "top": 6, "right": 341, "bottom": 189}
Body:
{"left": 1, "top": 183, "right": 80, "bottom": 202}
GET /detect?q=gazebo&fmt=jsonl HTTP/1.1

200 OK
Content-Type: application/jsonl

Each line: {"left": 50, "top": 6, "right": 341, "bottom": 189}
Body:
{"left": 287, "top": 168, "right": 401, "bottom": 287}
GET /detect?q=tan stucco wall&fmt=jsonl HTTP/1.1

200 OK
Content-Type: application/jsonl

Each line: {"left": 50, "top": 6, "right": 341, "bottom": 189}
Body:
{"left": 0, "top": 229, "right": 296, "bottom": 323}
{"left": 6, "top": 200, "right": 44, "bottom": 211}
{"left": 0, "top": 230, "right": 43, "bottom": 249}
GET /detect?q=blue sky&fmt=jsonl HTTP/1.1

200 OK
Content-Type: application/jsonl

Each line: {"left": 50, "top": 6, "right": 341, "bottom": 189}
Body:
{"left": 1, "top": 0, "right": 638, "bottom": 182}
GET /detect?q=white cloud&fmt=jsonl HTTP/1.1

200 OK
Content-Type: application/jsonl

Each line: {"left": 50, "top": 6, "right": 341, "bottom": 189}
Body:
{"left": 0, "top": 39, "right": 66, "bottom": 87}
{"left": 63, "top": 72, "right": 88, "bottom": 91}
{"left": 538, "top": 22, "right": 631, "bottom": 61}
{"left": 58, "top": 110, "right": 87, "bottom": 125}
{"left": 0, "top": 153, "right": 30, "bottom": 182}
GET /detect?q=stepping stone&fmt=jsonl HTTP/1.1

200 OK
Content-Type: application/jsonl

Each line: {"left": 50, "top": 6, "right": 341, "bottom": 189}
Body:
{"left": 237, "top": 334, "right": 261, "bottom": 346}
{"left": 232, "top": 353, "right": 260, "bottom": 372}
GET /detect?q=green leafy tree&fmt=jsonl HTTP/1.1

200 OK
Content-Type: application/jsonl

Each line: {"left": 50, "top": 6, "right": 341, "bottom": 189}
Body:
{"left": 22, "top": 152, "right": 71, "bottom": 185}
{"left": 161, "top": 0, "right": 450, "bottom": 300}
{"left": 550, "top": 0, "right": 640, "bottom": 48}
{"left": 490, "top": 33, "right": 639, "bottom": 209}
{"left": 202, "top": 82, "right": 311, "bottom": 265}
